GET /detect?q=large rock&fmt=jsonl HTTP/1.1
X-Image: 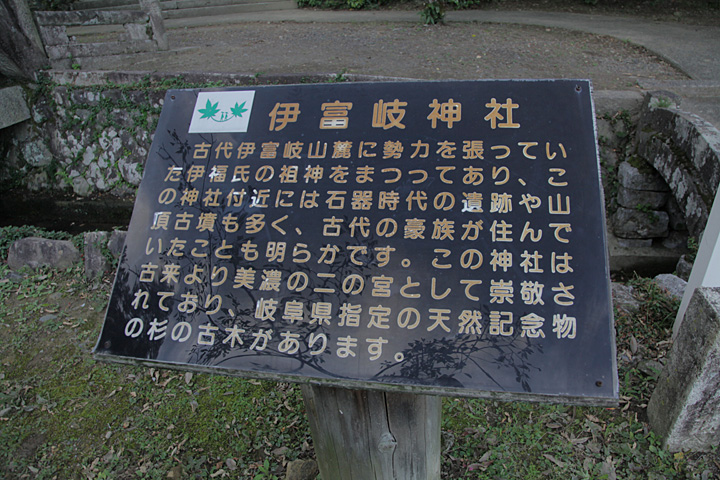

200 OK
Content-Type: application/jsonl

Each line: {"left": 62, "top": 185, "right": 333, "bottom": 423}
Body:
{"left": 648, "top": 287, "right": 720, "bottom": 452}
{"left": 7, "top": 237, "right": 81, "bottom": 270}
{"left": 72, "top": 176, "right": 92, "bottom": 196}
{"left": 611, "top": 282, "right": 640, "bottom": 315}
{"left": 107, "top": 230, "right": 127, "bottom": 258}
{"left": 675, "top": 255, "right": 693, "bottom": 281}
{"left": 653, "top": 273, "right": 686, "bottom": 302}
{"left": 617, "top": 160, "right": 670, "bottom": 192}
{"left": 612, "top": 206, "right": 669, "bottom": 239}
{"left": 285, "top": 459, "right": 319, "bottom": 480}
{"left": 23, "top": 138, "right": 52, "bottom": 168}
{"left": 616, "top": 185, "right": 669, "bottom": 210}
{"left": 0, "top": 86, "right": 31, "bottom": 129}
{"left": 662, "top": 230, "right": 688, "bottom": 250}
{"left": 118, "top": 157, "right": 143, "bottom": 185}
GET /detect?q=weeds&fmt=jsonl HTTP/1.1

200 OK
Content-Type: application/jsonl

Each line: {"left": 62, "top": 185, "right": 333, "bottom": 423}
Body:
{"left": 254, "top": 459, "right": 280, "bottom": 479}
{"left": 420, "top": 0, "right": 445, "bottom": 24}
{"left": 652, "top": 96, "right": 675, "bottom": 109}
{"left": 440, "top": 272, "right": 709, "bottom": 479}
{"left": 636, "top": 203, "right": 660, "bottom": 223}
{"left": 686, "top": 236, "right": 699, "bottom": 263}
{"left": 328, "top": 70, "right": 349, "bottom": 83}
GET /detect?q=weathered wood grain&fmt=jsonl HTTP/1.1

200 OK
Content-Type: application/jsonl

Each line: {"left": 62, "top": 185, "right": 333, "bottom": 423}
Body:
{"left": 301, "top": 384, "right": 441, "bottom": 479}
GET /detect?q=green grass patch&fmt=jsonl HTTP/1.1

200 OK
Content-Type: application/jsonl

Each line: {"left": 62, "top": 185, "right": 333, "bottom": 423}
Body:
{"left": 0, "top": 259, "right": 718, "bottom": 478}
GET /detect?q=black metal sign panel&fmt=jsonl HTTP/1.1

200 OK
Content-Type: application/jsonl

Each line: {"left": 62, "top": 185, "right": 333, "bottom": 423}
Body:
{"left": 94, "top": 80, "right": 618, "bottom": 405}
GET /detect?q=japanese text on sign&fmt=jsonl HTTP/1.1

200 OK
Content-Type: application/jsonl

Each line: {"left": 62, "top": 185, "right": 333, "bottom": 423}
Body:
{"left": 95, "top": 80, "right": 617, "bottom": 405}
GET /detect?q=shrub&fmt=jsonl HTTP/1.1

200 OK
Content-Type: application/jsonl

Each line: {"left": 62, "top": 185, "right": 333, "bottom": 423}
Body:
{"left": 420, "top": 0, "right": 445, "bottom": 23}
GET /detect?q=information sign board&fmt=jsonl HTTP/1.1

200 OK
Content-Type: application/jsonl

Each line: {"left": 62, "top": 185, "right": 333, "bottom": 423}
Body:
{"left": 94, "top": 80, "right": 618, "bottom": 405}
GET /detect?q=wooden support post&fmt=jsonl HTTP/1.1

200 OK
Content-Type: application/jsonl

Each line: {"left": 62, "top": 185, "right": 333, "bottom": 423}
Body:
{"left": 301, "top": 385, "right": 441, "bottom": 480}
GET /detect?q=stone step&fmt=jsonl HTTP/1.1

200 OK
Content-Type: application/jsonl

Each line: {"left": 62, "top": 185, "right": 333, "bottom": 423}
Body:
{"left": 72, "top": 0, "right": 142, "bottom": 10}
{"left": 163, "top": 0, "right": 296, "bottom": 19}
{"left": 71, "top": 0, "right": 296, "bottom": 15}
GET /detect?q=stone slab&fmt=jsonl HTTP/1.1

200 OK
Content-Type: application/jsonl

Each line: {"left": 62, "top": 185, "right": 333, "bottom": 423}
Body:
{"left": 648, "top": 287, "right": 720, "bottom": 452}
{"left": 611, "top": 282, "right": 640, "bottom": 316}
{"left": 606, "top": 230, "right": 684, "bottom": 277}
{"left": 84, "top": 231, "right": 109, "bottom": 280}
{"left": 653, "top": 273, "right": 687, "bottom": 302}
{"left": 0, "top": 86, "right": 31, "bottom": 130}
{"left": 636, "top": 95, "right": 720, "bottom": 239}
{"left": 615, "top": 237, "right": 653, "bottom": 248}
{"left": 7, "top": 237, "right": 81, "bottom": 270}
{"left": 38, "top": 25, "right": 69, "bottom": 47}
{"left": 616, "top": 185, "right": 669, "bottom": 210}
{"left": 35, "top": 10, "right": 148, "bottom": 27}
{"left": 107, "top": 230, "right": 128, "bottom": 257}
{"left": 612, "top": 206, "right": 669, "bottom": 239}
{"left": 617, "top": 160, "right": 670, "bottom": 192}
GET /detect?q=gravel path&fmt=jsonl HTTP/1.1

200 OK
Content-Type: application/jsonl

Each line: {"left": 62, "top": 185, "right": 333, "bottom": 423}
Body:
{"left": 90, "top": 21, "right": 687, "bottom": 90}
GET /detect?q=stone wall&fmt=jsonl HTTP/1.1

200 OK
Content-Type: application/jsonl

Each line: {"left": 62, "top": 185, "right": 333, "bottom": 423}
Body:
{"left": 594, "top": 92, "right": 690, "bottom": 251}
{"left": 606, "top": 92, "right": 720, "bottom": 255}
{"left": 6, "top": 230, "right": 127, "bottom": 280}
{"left": 609, "top": 159, "right": 685, "bottom": 249}
{"left": 2, "top": 75, "right": 719, "bottom": 261}
{"left": 635, "top": 92, "right": 720, "bottom": 241}
{"left": 2, "top": 75, "right": 646, "bottom": 198}
{"left": 0, "top": 71, "right": 419, "bottom": 200}
{"left": 1, "top": 74, "right": 163, "bottom": 197}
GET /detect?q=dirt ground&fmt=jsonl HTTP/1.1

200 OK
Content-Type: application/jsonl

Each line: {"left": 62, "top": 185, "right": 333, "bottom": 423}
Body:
{"left": 482, "top": 0, "right": 720, "bottom": 26}
{"left": 92, "top": 21, "right": 686, "bottom": 91}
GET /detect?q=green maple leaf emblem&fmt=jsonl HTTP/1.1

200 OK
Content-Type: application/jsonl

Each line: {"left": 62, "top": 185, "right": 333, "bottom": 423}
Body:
{"left": 198, "top": 99, "right": 220, "bottom": 119}
{"left": 231, "top": 101, "right": 248, "bottom": 118}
